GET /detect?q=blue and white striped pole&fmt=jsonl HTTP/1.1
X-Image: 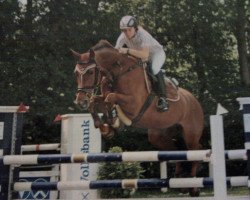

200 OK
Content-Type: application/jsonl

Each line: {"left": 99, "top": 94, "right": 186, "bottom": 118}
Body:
{"left": 0, "top": 149, "right": 247, "bottom": 166}
{"left": 0, "top": 150, "right": 211, "bottom": 165}
{"left": 237, "top": 97, "right": 250, "bottom": 188}
{"left": 13, "top": 176, "right": 248, "bottom": 191}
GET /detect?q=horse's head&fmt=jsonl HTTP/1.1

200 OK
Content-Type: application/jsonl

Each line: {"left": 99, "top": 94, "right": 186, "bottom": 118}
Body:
{"left": 72, "top": 40, "right": 139, "bottom": 109}
{"left": 72, "top": 49, "right": 101, "bottom": 110}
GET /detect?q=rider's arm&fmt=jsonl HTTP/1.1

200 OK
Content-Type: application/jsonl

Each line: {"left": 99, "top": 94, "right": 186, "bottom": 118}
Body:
{"left": 115, "top": 33, "right": 125, "bottom": 49}
{"left": 118, "top": 47, "right": 149, "bottom": 61}
{"left": 127, "top": 47, "right": 149, "bottom": 60}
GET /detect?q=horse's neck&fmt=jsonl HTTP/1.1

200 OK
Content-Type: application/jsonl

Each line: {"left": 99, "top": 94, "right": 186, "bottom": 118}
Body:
{"left": 116, "top": 65, "right": 150, "bottom": 96}
{"left": 96, "top": 50, "right": 150, "bottom": 96}
{"left": 96, "top": 49, "right": 118, "bottom": 67}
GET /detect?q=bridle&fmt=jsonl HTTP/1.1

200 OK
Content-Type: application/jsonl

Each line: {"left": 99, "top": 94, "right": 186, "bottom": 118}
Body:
{"left": 75, "top": 59, "right": 101, "bottom": 95}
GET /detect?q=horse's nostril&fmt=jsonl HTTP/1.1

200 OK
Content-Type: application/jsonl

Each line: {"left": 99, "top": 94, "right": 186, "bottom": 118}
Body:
{"left": 73, "top": 98, "right": 89, "bottom": 111}
{"left": 82, "top": 100, "right": 90, "bottom": 110}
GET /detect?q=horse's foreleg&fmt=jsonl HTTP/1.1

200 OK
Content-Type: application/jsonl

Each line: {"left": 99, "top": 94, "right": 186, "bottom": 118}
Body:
{"left": 105, "top": 93, "right": 134, "bottom": 108}
{"left": 89, "top": 101, "right": 102, "bottom": 128}
{"left": 89, "top": 96, "right": 113, "bottom": 130}
{"left": 174, "top": 162, "right": 182, "bottom": 177}
{"left": 104, "top": 93, "right": 119, "bottom": 105}
{"left": 91, "top": 113, "right": 101, "bottom": 128}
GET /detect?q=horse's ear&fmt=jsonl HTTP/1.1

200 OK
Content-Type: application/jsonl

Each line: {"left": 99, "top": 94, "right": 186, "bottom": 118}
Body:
{"left": 70, "top": 49, "right": 81, "bottom": 60}
{"left": 89, "top": 49, "right": 95, "bottom": 60}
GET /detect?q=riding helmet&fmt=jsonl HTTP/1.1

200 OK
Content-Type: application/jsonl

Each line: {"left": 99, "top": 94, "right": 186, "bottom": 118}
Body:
{"left": 119, "top": 15, "right": 138, "bottom": 29}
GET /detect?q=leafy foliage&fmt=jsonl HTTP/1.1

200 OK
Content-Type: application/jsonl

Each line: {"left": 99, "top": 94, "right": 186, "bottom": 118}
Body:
{"left": 97, "top": 146, "right": 145, "bottom": 198}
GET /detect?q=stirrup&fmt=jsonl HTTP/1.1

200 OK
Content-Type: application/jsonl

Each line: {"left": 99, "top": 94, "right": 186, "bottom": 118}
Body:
{"left": 156, "top": 97, "right": 168, "bottom": 112}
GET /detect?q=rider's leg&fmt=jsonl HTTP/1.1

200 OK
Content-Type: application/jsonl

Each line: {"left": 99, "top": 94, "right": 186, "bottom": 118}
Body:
{"left": 155, "top": 70, "right": 168, "bottom": 112}
{"left": 151, "top": 50, "right": 168, "bottom": 112}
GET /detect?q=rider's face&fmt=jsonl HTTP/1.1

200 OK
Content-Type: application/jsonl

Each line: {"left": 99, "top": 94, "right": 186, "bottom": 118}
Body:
{"left": 122, "top": 27, "right": 136, "bottom": 39}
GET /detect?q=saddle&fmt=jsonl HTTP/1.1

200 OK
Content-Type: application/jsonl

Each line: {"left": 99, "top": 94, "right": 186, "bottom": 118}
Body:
{"left": 127, "top": 62, "right": 180, "bottom": 125}
{"left": 145, "top": 62, "right": 179, "bottom": 100}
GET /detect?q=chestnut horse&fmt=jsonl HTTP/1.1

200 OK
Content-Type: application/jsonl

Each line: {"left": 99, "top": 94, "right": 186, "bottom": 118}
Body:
{"left": 73, "top": 40, "right": 204, "bottom": 196}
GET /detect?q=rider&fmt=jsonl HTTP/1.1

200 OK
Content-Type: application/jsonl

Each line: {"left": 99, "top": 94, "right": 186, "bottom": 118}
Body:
{"left": 115, "top": 15, "right": 168, "bottom": 112}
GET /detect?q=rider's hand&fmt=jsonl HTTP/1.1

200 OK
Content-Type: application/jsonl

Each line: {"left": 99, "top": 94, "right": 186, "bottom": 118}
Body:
{"left": 118, "top": 48, "right": 129, "bottom": 54}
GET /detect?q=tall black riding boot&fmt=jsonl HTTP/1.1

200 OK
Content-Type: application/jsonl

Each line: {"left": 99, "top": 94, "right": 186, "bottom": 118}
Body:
{"left": 155, "top": 70, "right": 168, "bottom": 112}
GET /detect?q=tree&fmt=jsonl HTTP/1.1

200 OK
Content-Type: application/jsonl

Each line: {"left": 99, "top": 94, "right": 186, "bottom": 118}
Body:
{"left": 235, "top": 0, "right": 250, "bottom": 86}
{"left": 225, "top": 0, "right": 250, "bottom": 87}
{"left": 0, "top": 0, "right": 21, "bottom": 104}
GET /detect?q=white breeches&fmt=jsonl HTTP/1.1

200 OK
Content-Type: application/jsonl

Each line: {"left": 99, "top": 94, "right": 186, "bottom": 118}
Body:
{"left": 151, "top": 50, "right": 166, "bottom": 75}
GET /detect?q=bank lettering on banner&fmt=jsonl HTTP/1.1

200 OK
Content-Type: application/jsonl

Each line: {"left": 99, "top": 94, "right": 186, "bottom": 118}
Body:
{"left": 81, "top": 120, "right": 90, "bottom": 180}
{"left": 60, "top": 114, "right": 101, "bottom": 200}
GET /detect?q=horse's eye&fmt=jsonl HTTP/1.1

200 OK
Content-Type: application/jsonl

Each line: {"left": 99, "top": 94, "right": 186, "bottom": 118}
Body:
{"left": 87, "top": 70, "right": 94, "bottom": 75}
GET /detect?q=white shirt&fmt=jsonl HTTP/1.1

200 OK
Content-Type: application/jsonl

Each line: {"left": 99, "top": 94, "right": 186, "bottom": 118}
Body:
{"left": 115, "top": 26, "right": 164, "bottom": 62}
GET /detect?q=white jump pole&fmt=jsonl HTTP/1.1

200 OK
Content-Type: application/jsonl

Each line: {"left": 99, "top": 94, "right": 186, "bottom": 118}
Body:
{"left": 237, "top": 97, "right": 250, "bottom": 188}
{"left": 160, "top": 161, "right": 168, "bottom": 192}
{"left": 210, "top": 111, "right": 227, "bottom": 199}
{"left": 21, "top": 143, "right": 60, "bottom": 152}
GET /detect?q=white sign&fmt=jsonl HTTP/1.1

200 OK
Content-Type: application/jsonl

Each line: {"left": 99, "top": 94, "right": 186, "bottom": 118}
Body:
{"left": 60, "top": 114, "right": 101, "bottom": 200}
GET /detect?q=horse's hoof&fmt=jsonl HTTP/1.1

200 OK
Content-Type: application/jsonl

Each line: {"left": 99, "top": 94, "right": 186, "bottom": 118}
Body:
{"left": 102, "top": 130, "right": 115, "bottom": 139}
{"left": 94, "top": 120, "right": 101, "bottom": 128}
{"left": 99, "top": 123, "right": 109, "bottom": 134}
{"left": 106, "top": 131, "right": 115, "bottom": 139}
{"left": 100, "top": 124, "right": 115, "bottom": 139}
{"left": 189, "top": 188, "right": 200, "bottom": 197}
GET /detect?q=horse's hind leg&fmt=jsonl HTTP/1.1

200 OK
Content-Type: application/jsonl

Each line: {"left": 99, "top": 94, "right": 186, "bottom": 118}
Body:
{"left": 148, "top": 128, "right": 187, "bottom": 191}
{"left": 148, "top": 128, "right": 179, "bottom": 150}
{"left": 181, "top": 122, "right": 203, "bottom": 197}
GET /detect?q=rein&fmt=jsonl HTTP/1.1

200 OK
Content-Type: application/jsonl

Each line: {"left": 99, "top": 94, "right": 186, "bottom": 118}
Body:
{"left": 106, "top": 59, "right": 143, "bottom": 84}
{"left": 113, "top": 61, "right": 142, "bottom": 82}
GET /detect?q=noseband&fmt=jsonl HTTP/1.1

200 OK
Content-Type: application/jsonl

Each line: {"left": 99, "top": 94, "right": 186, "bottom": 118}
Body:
{"left": 75, "top": 60, "right": 101, "bottom": 94}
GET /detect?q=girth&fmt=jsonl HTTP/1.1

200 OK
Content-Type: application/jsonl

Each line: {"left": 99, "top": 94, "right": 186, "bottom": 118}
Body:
{"left": 131, "top": 92, "right": 155, "bottom": 126}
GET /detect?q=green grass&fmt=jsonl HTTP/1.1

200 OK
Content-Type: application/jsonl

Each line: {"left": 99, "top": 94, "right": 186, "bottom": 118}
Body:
{"left": 130, "top": 187, "right": 249, "bottom": 198}
{"left": 227, "top": 187, "right": 250, "bottom": 196}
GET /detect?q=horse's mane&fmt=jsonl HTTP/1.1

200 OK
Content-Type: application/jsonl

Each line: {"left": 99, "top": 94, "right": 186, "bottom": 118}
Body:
{"left": 93, "top": 40, "right": 139, "bottom": 65}
{"left": 92, "top": 40, "right": 114, "bottom": 51}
